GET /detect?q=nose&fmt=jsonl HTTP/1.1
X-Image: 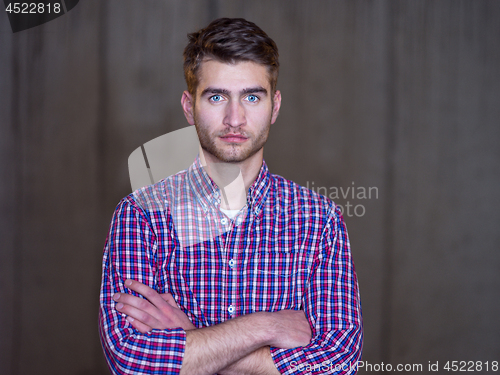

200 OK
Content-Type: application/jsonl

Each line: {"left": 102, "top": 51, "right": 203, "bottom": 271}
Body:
{"left": 223, "top": 100, "right": 246, "bottom": 128}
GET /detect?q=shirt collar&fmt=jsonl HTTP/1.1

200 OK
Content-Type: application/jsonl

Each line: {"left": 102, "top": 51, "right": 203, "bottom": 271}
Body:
{"left": 187, "top": 155, "right": 271, "bottom": 218}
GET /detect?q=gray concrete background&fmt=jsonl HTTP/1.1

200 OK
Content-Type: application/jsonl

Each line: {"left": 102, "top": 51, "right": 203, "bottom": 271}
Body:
{"left": 0, "top": 1, "right": 499, "bottom": 374}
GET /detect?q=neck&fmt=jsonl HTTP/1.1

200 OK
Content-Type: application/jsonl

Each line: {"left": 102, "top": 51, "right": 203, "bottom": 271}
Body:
{"left": 199, "top": 147, "right": 263, "bottom": 210}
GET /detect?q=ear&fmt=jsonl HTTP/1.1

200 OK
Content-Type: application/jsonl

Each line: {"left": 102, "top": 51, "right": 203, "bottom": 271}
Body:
{"left": 271, "top": 90, "right": 282, "bottom": 124}
{"left": 181, "top": 91, "right": 196, "bottom": 125}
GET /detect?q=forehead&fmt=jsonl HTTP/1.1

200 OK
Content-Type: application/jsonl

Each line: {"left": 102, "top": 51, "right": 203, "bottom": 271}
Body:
{"left": 196, "top": 60, "right": 271, "bottom": 95}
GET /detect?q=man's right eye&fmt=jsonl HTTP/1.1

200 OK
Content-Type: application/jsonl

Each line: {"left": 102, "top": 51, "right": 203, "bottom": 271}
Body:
{"left": 210, "top": 95, "right": 223, "bottom": 102}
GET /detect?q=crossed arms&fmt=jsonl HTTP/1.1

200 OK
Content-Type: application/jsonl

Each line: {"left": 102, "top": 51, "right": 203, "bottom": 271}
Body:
{"left": 113, "top": 279, "right": 311, "bottom": 375}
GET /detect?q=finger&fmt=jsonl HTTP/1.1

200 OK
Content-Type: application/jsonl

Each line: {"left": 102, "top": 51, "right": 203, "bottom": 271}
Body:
{"left": 113, "top": 292, "right": 161, "bottom": 319}
{"left": 126, "top": 316, "right": 153, "bottom": 334}
{"left": 115, "top": 301, "right": 161, "bottom": 328}
{"left": 161, "top": 293, "right": 179, "bottom": 308}
{"left": 124, "top": 279, "right": 173, "bottom": 311}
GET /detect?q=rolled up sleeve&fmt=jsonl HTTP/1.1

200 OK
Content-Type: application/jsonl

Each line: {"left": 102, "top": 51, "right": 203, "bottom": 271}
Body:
{"left": 270, "top": 206, "right": 363, "bottom": 374}
{"left": 99, "top": 197, "right": 186, "bottom": 375}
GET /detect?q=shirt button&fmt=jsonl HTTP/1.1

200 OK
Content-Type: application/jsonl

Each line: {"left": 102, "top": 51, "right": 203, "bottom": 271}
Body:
{"left": 228, "top": 305, "right": 236, "bottom": 315}
{"left": 214, "top": 191, "right": 219, "bottom": 198}
{"left": 228, "top": 259, "right": 236, "bottom": 268}
{"left": 221, "top": 218, "right": 228, "bottom": 225}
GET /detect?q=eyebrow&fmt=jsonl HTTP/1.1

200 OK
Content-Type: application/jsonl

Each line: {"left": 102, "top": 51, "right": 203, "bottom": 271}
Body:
{"left": 242, "top": 86, "right": 268, "bottom": 95}
{"left": 200, "top": 86, "right": 268, "bottom": 97}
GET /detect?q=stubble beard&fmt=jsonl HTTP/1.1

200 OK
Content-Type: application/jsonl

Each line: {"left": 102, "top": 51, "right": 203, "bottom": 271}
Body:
{"left": 194, "top": 114, "right": 271, "bottom": 163}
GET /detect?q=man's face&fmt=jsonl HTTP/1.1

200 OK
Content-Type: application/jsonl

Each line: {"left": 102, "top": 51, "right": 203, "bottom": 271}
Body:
{"left": 182, "top": 60, "right": 281, "bottom": 163}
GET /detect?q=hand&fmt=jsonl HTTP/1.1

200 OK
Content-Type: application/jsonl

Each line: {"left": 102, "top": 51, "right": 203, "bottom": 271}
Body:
{"left": 113, "top": 279, "right": 196, "bottom": 333}
{"left": 266, "top": 310, "right": 312, "bottom": 349}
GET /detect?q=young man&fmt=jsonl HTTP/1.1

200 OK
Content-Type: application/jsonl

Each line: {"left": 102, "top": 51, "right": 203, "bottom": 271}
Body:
{"left": 99, "top": 18, "right": 362, "bottom": 375}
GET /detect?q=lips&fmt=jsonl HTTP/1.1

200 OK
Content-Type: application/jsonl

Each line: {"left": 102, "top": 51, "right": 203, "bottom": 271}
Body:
{"left": 220, "top": 134, "right": 248, "bottom": 143}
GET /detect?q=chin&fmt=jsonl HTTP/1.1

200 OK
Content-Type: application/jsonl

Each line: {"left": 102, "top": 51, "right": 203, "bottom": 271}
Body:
{"left": 215, "top": 153, "right": 249, "bottom": 163}
{"left": 221, "top": 147, "right": 263, "bottom": 163}
{"left": 203, "top": 147, "right": 252, "bottom": 163}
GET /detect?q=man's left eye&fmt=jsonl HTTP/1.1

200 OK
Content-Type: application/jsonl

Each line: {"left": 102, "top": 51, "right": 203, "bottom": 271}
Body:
{"left": 246, "top": 95, "right": 259, "bottom": 102}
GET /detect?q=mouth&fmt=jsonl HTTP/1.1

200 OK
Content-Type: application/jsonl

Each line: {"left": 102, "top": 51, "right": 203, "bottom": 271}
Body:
{"left": 219, "top": 133, "right": 248, "bottom": 143}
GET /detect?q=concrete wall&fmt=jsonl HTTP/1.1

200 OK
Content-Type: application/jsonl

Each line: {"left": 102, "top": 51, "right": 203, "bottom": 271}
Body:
{"left": 1, "top": 1, "right": 499, "bottom": 374}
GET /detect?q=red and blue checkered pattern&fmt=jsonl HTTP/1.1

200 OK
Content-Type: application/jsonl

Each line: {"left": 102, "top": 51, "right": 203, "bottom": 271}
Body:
{"left": 99, "top": 157, "right": 362, "bottom": 374}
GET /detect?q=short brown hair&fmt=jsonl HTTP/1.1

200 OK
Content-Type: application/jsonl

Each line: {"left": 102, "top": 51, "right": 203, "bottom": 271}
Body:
{"left": 183, "top": 18, "right": 279, "bottom": 96}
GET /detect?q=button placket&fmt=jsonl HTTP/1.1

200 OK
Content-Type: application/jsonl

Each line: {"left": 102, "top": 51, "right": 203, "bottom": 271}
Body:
{"left": 222, "top": 216, "right": 237, "bottom": 319}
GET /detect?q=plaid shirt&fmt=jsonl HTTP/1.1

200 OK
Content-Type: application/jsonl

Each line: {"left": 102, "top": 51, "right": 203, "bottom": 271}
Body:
{"left": 99, "top": 157, "right": 362, "bottom": 374}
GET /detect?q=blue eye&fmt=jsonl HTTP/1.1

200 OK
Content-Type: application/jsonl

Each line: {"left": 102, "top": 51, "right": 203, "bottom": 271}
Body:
{"left": 247, "top": 95, "right": 258, "bottom": 102}
{"left": 210, "top": 95, "right": 222, "bottom": 102}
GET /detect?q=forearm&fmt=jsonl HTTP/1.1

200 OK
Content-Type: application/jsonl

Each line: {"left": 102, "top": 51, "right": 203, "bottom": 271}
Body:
{"left": 179, "top": 308, "right": 311, "bottom": 375}
{"left": 218, "top": 346, "right": 280, "bottom": 375}
{"left": 180, "top": 312, "right": 272, "bottom": 375}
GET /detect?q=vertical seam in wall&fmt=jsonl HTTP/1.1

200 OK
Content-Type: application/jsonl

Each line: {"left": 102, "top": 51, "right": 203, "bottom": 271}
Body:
{"left": 95, "top": 0, "right": 108, "bottom": 370}
{"left": 97, "top": 2, "right": 108, "bottom": 206}
{"left": 380, "top": 0, "right": 396, "bottom": 364}
{"left": 11, "top": 30, "right": 22, "bottom": 375}
{"left": 208, "top": 0, "right": 219, "bottom": 23}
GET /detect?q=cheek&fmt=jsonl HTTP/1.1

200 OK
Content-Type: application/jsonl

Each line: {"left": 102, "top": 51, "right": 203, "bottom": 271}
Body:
{"left": 248, "top": 106, "right": 273, "bottom": 125}
{"left": 195, "top": 106, "right": 222, "bottom": 126}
